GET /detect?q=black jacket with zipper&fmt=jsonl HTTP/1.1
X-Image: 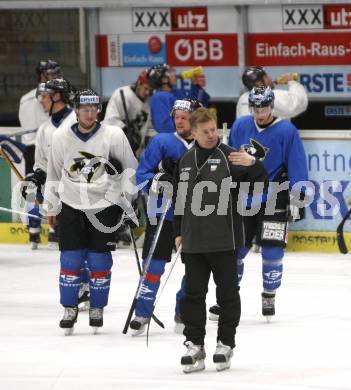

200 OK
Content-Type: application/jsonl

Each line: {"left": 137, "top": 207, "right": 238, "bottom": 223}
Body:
{"left": 173, "top": 141, "right": 268, "bottom": 254}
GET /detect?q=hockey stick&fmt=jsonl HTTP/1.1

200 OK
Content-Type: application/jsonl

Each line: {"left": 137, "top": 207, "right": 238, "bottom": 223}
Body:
{"left": 0, "top": 206, "right": 41, "bottom": 220}
{"left": 146, "top": 244, "right": 182, "bottom": 346}
{"left": 122, "top": 197, "right": 172, "bottom": 334}
{"left": 336, "top": 208, "right": 351, "bottom": 254}
{"left": 0, "top": 128, "right": 37, "bottom": 138}
{"left": 128, "top": 224, "right": 164, "bottom": 329}
{"left": 0, "top": 146, "right": 24, "bottom": 181}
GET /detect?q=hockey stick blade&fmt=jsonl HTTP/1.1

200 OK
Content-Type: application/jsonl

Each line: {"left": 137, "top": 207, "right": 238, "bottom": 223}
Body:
{"left": 336, "top": 208, "right": 351, "bottom": 254}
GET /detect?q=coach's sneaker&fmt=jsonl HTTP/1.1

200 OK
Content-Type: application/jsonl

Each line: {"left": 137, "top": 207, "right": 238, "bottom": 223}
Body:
{"left": 209, "top": 304, "right": 221, "bottom": 321}
{"left": 181, "top": 341, "right": 206, "bottom": 373}
{"left": 213, "top": 341, "right": 233, "bottom": 371}
{"left": 262, "top": 292, "right": 276, "bottom": 321}
{"left": 130, "top": 316, "right": 149, "bottom": 336}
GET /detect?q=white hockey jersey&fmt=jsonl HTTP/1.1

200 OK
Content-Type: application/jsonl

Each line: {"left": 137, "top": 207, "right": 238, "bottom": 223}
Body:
{"left": 18, "top": 88, "right": 49, "bottom": 145}
{"left": 104, "top": 85, "right": 151, "bottom": 142}
{"left": 236, "top": 81, "right": 308, "bottom": 119}
{"left": 34, "top": 110, "right": 76, "bottom": 172}
{"left": 44, "top": 123, "right": 138, "bottom": 213}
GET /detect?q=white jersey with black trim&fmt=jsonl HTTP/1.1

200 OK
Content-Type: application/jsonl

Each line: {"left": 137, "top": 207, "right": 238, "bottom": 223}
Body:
{"left": 236, "top": 81, "right": 308, "bottom": 120}
{"left": 45, "top": 123, "right": 138, "bottom": 213}
{"left": 104, "top": 85, "right": 151, "bottom": 141}
{"left": 18, "top": 88, "right": 49, "bottom": 145}
{"left": 34, "top": 110, "right": 76, "bottom": 172}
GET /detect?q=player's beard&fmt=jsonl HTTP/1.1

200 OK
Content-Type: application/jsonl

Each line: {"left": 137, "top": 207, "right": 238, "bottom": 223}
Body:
{"left": 79, "top": 119, "right": 96, "bottom": 132}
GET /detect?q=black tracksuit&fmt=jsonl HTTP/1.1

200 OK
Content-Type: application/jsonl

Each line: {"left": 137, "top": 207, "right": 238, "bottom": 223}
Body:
{"left": 173, "top": 141, "right": 267, "bottom": 348}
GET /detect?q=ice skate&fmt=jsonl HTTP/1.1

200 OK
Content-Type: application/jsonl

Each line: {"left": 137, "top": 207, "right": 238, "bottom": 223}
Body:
{"left": 262, "top": 292, "right": 275, "bottom": 322}
{"left": 208, "top": 304, "right": 220, "bottom": 321}
{"left": 29, "top": 233, "right": 40, "bottom": 250}
{"left": 47, "top": 228, "right": 58, "bottom": 250}
{"left": 130, "top": 316, "right": 149, "bottom": 336}
{"left": 89, "top": 307, "right": 103, "bottom": 334}
{"left": 78, "top": 283, "right": 90, "bottom": 311}
{"left": 59, "top": 306, "right": 78, "bottom": 336}
{"left": 213, "top": 341, "right": 233, "bottom": 371}
{"left": 174, "top": 313, "right": 184, "bottom": 334}
{"left": 181, "top": 341, "right": 206, "bottom": 373}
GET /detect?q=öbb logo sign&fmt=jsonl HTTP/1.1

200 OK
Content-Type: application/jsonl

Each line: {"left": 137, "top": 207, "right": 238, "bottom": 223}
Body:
{"left": 166, "top": 34, "right": 238, "bottom": 66}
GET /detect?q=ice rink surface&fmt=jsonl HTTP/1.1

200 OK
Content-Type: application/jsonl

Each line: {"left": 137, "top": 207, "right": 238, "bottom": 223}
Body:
{"left": 0, "top": 244, "right": 350, "bottom": 390}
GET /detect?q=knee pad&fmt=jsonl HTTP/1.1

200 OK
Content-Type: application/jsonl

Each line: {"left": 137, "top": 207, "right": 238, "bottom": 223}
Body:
{"left": 27, "top": 204, "right": 41, "bottom": 230}
{"left": 143, "top": 258, "right": 166, "bottom": 283}
{"left": 60, "top": 249, "right": 86, "bottom": 279}
{"left": 59, "top": 249, "right": 86, "bottom": 306}
{"left": 262, "top": 246, "right": 284, "bottom": 290}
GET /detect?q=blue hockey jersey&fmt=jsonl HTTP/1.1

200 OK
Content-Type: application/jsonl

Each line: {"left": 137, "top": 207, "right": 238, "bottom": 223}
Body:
{"left": 150, "top": 85, "right": 210, "bottom": 134}
{"left": 229, "top": 115, "right": 308, "bottom": 187}
{"left": 137, "top": 132, "right": 194, "bottom": 220}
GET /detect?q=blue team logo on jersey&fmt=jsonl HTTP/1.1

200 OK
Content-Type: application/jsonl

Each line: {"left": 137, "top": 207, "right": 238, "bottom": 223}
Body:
{"left": 243, "top": 139, "right": 269, "bottom": 161}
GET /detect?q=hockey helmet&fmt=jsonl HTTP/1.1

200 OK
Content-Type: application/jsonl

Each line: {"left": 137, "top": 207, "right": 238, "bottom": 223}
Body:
{"left": 147, "top": 64, "right": 171, "bottom": 89}
{"left": 74, "top": 89, "right": 102, "bottom": 112}
{"left": 242, "top": 66, "right": 267, "bottom": 90}
{"left": 248, "top": 86, "right": 274, "bottom": 108}
{"left": 137, "top": 69, "right": 150, "bottom": 86}
{"left": 38, "top": 78, "right": 71, "bottom": 103}
{"left": 35, "top": 59, "right": 61, "bottom": 78}
{"left": 170, "top": 98, "right": 203, "bottom": 117}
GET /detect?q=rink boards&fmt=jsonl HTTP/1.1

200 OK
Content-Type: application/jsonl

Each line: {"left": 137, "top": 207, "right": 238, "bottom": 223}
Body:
{"left": 0, "top": 222, "right": 349, "bottom": 253}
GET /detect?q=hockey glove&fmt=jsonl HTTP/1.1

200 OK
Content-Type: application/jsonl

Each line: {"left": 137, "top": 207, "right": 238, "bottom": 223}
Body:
{"left": 105, "top": 158, "right": 123, "bottom": 175}
{"left": 150, "top": 172, "right": 174, "bottom": 198}
{"left": 21, "top": 168, "right": 46, "bottom": 200}
{"left": 158, "top": 159, "right": 177, "bottom": 176}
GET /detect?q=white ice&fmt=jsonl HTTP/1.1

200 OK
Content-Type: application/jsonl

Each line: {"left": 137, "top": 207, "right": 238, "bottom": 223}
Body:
{"left": 0, "top": 244, "right": 351, "bottom": 390}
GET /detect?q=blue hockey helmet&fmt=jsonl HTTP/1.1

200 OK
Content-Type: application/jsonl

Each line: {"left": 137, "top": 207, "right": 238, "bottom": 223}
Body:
{"left": 248, "top": 86, "right": 274, "bottom": 108}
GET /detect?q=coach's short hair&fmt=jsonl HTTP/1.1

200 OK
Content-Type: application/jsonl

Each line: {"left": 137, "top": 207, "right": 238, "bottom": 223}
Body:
{"left": 190, "top": 107, "right": 216, "bottom": 130}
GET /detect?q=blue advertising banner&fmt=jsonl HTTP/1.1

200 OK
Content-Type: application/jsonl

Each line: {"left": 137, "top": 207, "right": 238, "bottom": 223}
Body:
{"left": 122, "top": 42, "right": 166, "bottom": 67}
{"left": 292, "top": 138, "right": 351, "bottom": 232}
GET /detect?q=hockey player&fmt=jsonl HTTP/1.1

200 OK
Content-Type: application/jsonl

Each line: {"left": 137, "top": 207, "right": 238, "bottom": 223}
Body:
{"left": 21, "top": 78, "right": 76, "bottom": 250}
{"left": 236, "top": 66, "right": 308, "bottom": 119}
{"left": 44, "top": 89, "right": 137, "bottom": 335}
{"left": 128, "top": 98, "right": 203, "bottom": 336}
{"left": 174, "top": 107, "right": 267, "bottom": 373}
{"left": 209, "top": 86, "right": 308, "bottom": 322}
{"left": 147, "top": 64, "right": 210, "bottom": 134}
{"left": 18, "top": 60, "right": 62, "bottom": 174}
{"left": 104, "top": 69, "right": 153, "bottom": 156}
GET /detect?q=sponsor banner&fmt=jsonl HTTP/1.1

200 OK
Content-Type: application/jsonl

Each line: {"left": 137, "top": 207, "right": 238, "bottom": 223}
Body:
{"left": 262, "top": 66, "right": 351, "bottom": 98}
{"left": 171, "top": 7, "right": 208, "bottom": 31}
{"left": 292, "top": 138, "right": 351, "bottom": 233}
{"left": 324, "top": 4, "right": 351, "bottom": 30}
{"left": 247, "top": 32, "right": 351, "bottom": 66}
{"left": 96, "top": 35, "right": 121, "bottom": 67}
{"left": 282, "top": 5, "right": 323, "bottom": 30}
{"left": 132, "top": 7, "right": 208, "bottom": 32}
{"left": 132, "top": 7, "right": 171, "bottom": 32}
{"left": 0, "top": 223, "right": 50, "bottom": 244}
{"left": 166, "top": 33, "right": 238, "bottom": 66}
{"left": 287, "top": 231, "right": 351, "bottom": 253}
{"left": 122, "top": 37, "right": 166, "bottom": 67}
